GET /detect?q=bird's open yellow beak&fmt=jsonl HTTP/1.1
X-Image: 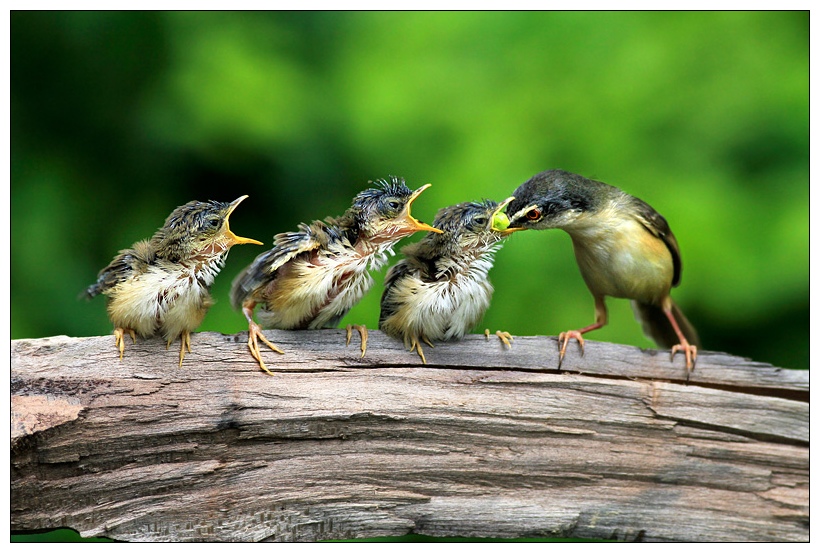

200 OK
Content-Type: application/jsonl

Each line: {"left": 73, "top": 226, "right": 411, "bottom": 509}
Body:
{"left": 224, "top": 195, "right": 264, "bottom": 246}
{"left": 491, "top": 196, "right": 525, "bottom": 234}
{"left": 401, "top": 183, "right": 443, "bottom": 234}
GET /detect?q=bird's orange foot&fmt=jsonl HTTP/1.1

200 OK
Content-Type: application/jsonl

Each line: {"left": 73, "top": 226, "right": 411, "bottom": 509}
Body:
{"left": 670, "top": 342, "right": 698, "bottom": 373}
{"left": 497, "top": 330, "right": 513, "bottom": 348}
{"left": 486, "top": 329, "right": 513, "bottom": 349}
{"left": 173, "top": 330, "right": 193, "bottom": 367}
{"left": 345, "top": 324, "right": 368, "bottom": 358}
{"left": 247, "top": 322, "right": 284, "bottom": 376}
{"left": 557, "top": 330, "right": 586, "bottom": 368}
{"left": 113, "top": 327, "right": 136, "bottom": 360}
{"left": 409, "top": 337, "right": 428, "bottom": 364}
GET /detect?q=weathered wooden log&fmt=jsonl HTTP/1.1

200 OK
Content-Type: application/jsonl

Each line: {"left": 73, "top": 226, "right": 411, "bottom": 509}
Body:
{"left": 11, "top": 330, "right": 808, "bottom": 542}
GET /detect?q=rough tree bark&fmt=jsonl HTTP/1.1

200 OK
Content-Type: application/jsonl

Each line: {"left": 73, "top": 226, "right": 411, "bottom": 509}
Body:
{"left": 11, "top": 330, "right": 808, "bottom": 542}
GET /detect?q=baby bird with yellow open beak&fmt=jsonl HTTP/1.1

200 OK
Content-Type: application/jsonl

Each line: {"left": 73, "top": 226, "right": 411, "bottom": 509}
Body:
{"left": 84, "top": 196, "right": 262, "bottom": 366}
{"left": 230, "top": 176, "right": 441, "bottom": 374}
{"left": 379, "top": 197, "right": 517, "bottom": 364}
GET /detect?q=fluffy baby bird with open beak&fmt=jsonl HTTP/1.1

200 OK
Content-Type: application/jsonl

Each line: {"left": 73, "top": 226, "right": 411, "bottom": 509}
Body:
{"left": 230, "top": 177, "right": 441, "bottom": 374}
{"left": 379, "top": 197, "right": 517, "bottom": 364}
{"left": 84, "top": 196, "right": 262, "bottom": 365}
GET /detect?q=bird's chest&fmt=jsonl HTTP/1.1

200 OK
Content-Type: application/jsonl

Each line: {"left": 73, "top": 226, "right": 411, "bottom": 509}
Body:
{"left": 108, "top": 261, "right": 216, "bottom": 336}
{"left": 419, "top": 273, "right": 494, "bottom": 339}
{"left": 569, "top": 219, "right": 673, "bottom": 303}
{"left": 384, "top": 253, "right": 495, "bottom": 341}
{"left": 264, "top": 247, "right": 387, "bottom": 329}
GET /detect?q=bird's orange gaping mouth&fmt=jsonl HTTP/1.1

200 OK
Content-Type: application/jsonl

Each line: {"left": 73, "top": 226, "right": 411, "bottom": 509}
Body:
{"left": 224, "top": 195, "right": 264, "bottom": 246}
{"left": 401, "top": 183, "right": 443, "bottom": 234}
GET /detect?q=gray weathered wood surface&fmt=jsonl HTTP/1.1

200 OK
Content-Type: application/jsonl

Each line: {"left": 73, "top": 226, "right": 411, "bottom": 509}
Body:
{"left": 11, "top": 330, "right": 809, "bottom": 542}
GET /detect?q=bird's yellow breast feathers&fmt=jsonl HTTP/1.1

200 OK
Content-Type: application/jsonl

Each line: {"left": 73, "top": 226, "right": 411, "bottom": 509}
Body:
{"left": 568, "top": 210, "right": 674, "bottom": 305}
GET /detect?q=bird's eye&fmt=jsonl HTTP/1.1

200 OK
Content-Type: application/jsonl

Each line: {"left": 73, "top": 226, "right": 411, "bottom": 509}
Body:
{"left": 205, "top": 217, "right": 221, "bottom": 229}
{"left": 473, "top": 216, "right": 487, "bottom": 227}
{"left": 526, "top": 208, "right": 542, "bottom": 221}
{"left": 386, "top": 199, "right": 401, "bottom": 211}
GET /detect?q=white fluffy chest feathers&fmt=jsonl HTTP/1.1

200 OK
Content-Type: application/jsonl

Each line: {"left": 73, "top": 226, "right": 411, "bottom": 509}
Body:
{"left": 107, "top": 257, "right": 222, "bottom": 339}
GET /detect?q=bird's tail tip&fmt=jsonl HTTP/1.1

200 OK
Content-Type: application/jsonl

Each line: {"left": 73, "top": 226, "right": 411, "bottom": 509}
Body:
{"left": 80, "top": 282, "right": 102, "bottom": 301}
{"left": 632, "top": 299, "right": 700, "bottom": 349}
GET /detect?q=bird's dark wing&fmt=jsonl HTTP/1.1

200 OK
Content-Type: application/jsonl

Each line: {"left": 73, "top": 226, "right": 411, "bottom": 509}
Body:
{"left": 229, "top": 223, "right": 322, "bottom": 309}
{"left": 83, "top": 240, "right": 155, "bottom": 299}
{"left": 631, "top": 196, "right": 682, "bottom": 287}
{"left": 395, "top": 239, "right": 444, "bottom": 282}
{"left": 379, "top": 259, "right": 416, "bottom": 326}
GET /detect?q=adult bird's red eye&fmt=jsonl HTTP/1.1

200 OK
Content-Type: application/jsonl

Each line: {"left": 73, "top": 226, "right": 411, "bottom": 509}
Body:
{"left": 526, "top": 208, "right": 541, "bottom": 220}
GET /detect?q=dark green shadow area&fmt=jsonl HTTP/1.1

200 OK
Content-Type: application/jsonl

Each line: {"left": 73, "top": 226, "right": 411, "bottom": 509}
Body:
{"left": 12, "top": 529, "right": 599, "bottom": 543}
{"left": 11, "top": 528, "right": 114, "bottom": 543}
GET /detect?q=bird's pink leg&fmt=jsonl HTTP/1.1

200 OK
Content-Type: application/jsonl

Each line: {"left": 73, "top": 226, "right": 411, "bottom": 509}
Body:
{"left": 664, "top": 306, "right": 697, "bottom": 373}
{"left": 558, "top": 296, "right": 607, "bottom": 368}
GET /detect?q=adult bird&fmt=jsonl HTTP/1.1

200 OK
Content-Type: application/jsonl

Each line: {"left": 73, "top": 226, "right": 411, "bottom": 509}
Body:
{"left": 505, "top": 169, "right": 700, "bottom": 372}
{"left": 230, "top": 177, "right": 441, "bottom": 374}
{"left": 85, "top": 196, "right": 262, "bottom": 365}
{"left": 380, "top": 197, "right": 516, "bottom": 364}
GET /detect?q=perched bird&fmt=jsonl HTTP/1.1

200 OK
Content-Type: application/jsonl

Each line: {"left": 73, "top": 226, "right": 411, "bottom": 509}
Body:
{"left": 380, "top": 197, "right": 517, "bottom": 364}
{"left": 84, "top": 196, "right": 263, "bottom": 365}
{"left": 505, "top": 169, "right": 700, "bottom": 372}
{"left": 230, "top": 177, "right": 441, "bottom": 375}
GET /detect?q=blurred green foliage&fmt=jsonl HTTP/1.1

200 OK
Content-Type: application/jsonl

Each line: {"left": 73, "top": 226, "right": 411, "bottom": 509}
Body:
{"left": 11, "top": 11, "right": 808, "bottom": 370}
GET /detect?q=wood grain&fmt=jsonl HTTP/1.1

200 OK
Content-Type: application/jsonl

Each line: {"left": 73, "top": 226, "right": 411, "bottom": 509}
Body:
{"left": 11, "top": 330, "right": 808, "bottom": 542}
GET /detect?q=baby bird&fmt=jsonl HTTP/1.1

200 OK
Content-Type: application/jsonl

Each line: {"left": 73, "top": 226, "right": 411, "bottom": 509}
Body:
{"left": 229, "top": 177, "right": 441, "bottom": 374}
{"left": 505, "top": 169, "right": 700, "bottom": 372}
{"left": 85, "top": 196, "right": 262, "bottom": 365}
{"left": 380, "top": 197, "right": 516, "bottom": 364}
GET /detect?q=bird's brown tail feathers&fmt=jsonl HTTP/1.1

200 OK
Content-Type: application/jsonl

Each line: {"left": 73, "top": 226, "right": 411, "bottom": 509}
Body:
{"left": 631, "top": 300, "right": 700, "bottom": 350}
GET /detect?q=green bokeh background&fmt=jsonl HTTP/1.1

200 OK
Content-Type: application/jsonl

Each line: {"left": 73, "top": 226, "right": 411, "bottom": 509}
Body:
{"left": 12, "top": 11, "right": 809, "bottom": 375}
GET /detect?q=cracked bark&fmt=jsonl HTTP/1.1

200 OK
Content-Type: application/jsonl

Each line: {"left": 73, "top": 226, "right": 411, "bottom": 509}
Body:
{"left": 11, "top": 330, "right": 809, "bottom": 542}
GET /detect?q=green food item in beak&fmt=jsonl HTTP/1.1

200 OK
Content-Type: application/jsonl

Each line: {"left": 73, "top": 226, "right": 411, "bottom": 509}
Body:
{"left": 491, "top": 211, "right": 510, "bottom": 231}
{"left": 490, "top": 196, "right": 515, "bottom": 231}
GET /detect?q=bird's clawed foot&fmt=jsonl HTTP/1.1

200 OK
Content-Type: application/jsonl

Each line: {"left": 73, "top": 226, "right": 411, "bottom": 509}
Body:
{"left": 404, "top": 334, "right": 434, "bottom": 364}
{"left": 557, "top": 330, "right": 585, "bottom": 368}
{"left": 247, "top": 322, "right": 284, "bottom": 376}
{"left": 170, "top": 330, "right": 193, "bottom": 367}
{"left": 485, "top": 329, "right": 513, "bottom": 349}
{"left": 113, "top": 327, "right": 136, "bottom": 360}
{"left": 496, "top": 330, "right": 514, "bottom": 348}
{"left": 409, "top": 337, "right": 428, "bottom": 364}
{"left": 345, "top": 324, "right": 368, "bottom": 358}
{"left": 670, "top": 342, "right": 697, "bottom": 374}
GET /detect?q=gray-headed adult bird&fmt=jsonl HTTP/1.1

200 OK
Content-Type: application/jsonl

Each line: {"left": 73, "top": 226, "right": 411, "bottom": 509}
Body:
{"left": 505, "top": 169, "right": 699, "bottom": 372}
